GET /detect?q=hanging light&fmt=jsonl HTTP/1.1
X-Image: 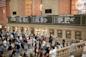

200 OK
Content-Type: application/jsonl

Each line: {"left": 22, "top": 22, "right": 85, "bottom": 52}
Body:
{"left": 76, "top": 0, "right": 86, "bottom": 14}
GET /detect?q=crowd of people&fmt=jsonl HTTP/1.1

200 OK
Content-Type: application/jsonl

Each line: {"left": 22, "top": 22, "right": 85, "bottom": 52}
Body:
{"left": 0, "top": 28, "right": 80, "bottom": 57}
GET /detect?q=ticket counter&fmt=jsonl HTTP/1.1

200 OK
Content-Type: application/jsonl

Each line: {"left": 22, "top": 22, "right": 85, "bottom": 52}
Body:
{"left": 6, "top": 23, "right": 86, "bottom": 41}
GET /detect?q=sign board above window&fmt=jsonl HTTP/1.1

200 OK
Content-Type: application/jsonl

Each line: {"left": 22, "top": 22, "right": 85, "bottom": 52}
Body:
{"left": 8, "top": 15, "right": 86, "bottom": 26}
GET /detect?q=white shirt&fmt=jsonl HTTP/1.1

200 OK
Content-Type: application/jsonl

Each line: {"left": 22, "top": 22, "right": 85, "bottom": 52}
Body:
{"left": 19, "top": 36, "right": 22, "bottom": 40}
{"left": 10, "top": 34, "right": 13, "bottom": 38}
{"left": 49, "top": 47, "right": 57, "bottom": 57}
{"left": 42, "top": 41, "right": 46, "bottom": 47}
{"left": 27, "top": 39, "right": 32, "bottom": 44}
{"left": 70, "top": 43, "right": 76, "bottom": 53}
{"left": 3, "top": 40, "right": 7, "bottom": 46}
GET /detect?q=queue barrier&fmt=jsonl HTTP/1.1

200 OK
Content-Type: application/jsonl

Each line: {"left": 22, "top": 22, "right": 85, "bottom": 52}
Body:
{"left": 57, "top": 46, "right": 70, "bottom": 57}
{"left": 57, "top": 41, "right": 86, "bottom": 57}
{"left": 74, "top": 41, "right": 85, "bottom": 57}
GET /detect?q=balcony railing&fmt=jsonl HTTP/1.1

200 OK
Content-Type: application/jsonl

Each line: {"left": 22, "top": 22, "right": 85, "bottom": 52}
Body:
{"left": 8, "top": 15, "right": 86, "bottom": 26}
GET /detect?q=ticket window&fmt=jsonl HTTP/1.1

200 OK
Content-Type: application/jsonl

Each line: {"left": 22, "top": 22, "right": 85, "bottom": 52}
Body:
{"left": 35, "top": 28, "right": 48, "bottom": 36}
{"left": 2, "top": 26, "right": 7, "bottom": 31}
{"left": 35, "top": 28, "right": 40, "bottom": 36}
{"left": 20, "top": 27, "right": 24, "bottom": 33}
{"left": 24, "top": 27, "right": 31, "bottom": 35}
{"left": 35, "top": 28, "right": 42, "bottom": 36}
{"left": 66, "top": 30, "right": 71, "bottom": 39}
{"left": 75, "top": 31, "right": 82, "bottom": 40}
{"left": 12, "top": 26, "right": 15, "bottom": 32}
{"left": 42, "top": 29, "right": 48, "bottom": 36}
{"left": 17, "top": 27, "right": 21, "bottom": 33}
{"left": 57, "top": 30, "right": 62, "bottom": 38}
{"left": 39, "top": 29, "right": 48, "bottom": 36}
{"left": 7, "top": 26, "right": 13, "bottom": 32}
{"left": 30, "top": 27, "right": 34, "bottom": 35}
{"left": 49, "top": 29, "right": 54, "bottom": 36}
{"left": 15, "top": 27, "right": 18, "bottom": 32}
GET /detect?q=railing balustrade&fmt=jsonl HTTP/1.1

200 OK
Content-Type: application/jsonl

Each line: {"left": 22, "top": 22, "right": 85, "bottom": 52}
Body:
{"left": 57, "top": 41, "right": 86, "bottom": 57}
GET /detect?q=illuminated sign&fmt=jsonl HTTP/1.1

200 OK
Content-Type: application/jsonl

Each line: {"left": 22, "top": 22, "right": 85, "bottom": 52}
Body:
{"left": 32, "top": 16, "right": 48, "bottom": 23}
{"left": 8, "top": 15, "right": 86, "bottom": 26}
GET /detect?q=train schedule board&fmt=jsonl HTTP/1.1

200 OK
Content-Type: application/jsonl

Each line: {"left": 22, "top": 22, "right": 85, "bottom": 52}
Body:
{"left": 8, "top": 15, "right": 86, "bottom": 26}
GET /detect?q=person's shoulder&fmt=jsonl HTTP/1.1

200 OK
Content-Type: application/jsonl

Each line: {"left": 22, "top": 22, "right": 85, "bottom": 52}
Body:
{"left": 54, "top": 48, "right": 57, "bottom": 52}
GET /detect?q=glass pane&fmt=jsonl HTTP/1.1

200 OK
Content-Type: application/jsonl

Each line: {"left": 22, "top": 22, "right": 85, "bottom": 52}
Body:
{"left": 57, "top": 30, "right": 62, "bottom": 38}
{"left": 75, "top": 31, "right": 82, "bottom": 40}
{"left": 66, "top": 30, "right": 71, "bottom": 38}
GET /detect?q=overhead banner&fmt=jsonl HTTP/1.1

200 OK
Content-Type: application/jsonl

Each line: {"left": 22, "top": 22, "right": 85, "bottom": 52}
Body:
{"left": 8, "top": 15, "right": 86, "bottom": 26}
{"left": 31, "top": 16, "right": 52, "bottom": 24}
{"left": 8, "top": 16, "right": 31, "bottom": 24}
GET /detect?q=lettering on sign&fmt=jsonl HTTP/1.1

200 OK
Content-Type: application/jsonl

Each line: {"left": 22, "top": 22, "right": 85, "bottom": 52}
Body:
{"left": 64, "top": 16, "right": 75, "bottom": 24}
{"left": 16, "top": 16, "right": 22, "bottom": 23}
{"left": 53, "top": 16, "right": 75, "bottom": 24}
{"left": 10, "top": 17, "right": 16, "bottom": 22}
{"left": 32, "top": 16, "right": 48, "bottom": 23}
{"left": 22, "top": 17, "right": 29, "bottom": 23}
{"left": 8, "top": 15, "right": 86, "bottom": 26}
{"left": 57, "top": 17, "right": 64, "bottom": 23}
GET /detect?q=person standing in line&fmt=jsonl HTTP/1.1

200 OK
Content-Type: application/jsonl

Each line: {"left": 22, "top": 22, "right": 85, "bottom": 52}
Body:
{"left": 70, "top": 42, "right": 76, "bottom": 55}
{"left": 49, "top": 36, "right": 53, "bottom": 45}
{"left": 82, "top": 43, "right": 86, "bottom": 57}
{"left": 49, "top": 46, "right": 57, "bottom": 57}
{"left": 62, "top": 39, "right": 65, "bottom": 47}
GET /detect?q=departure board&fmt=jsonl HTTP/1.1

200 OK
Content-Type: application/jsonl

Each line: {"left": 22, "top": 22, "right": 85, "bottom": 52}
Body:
{"left": 31, "top": 16, "right": 52, "bottom": 24}
{"left": 8, "top": 16, "right": 31, "bottom": 23}
{"left": 8, "top": 15, "right": 86, "bottom": 26}
{"left": 53, "top": 16, "right": 75, "bottom": 24}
